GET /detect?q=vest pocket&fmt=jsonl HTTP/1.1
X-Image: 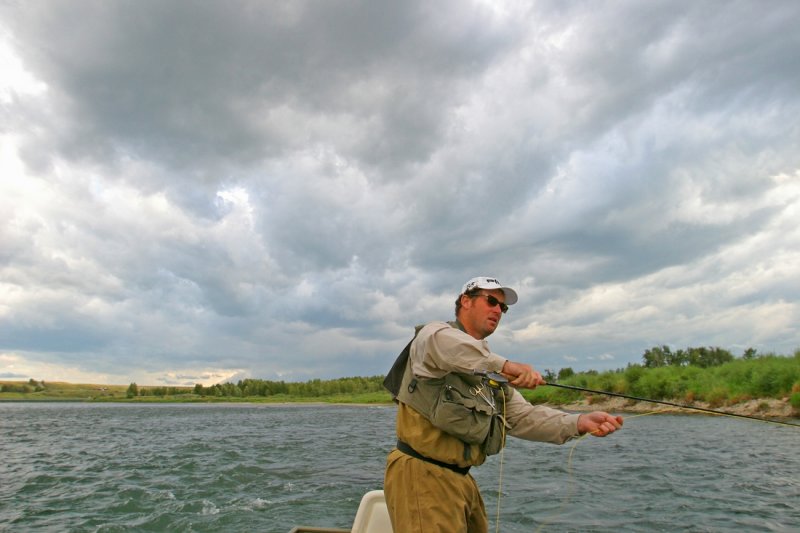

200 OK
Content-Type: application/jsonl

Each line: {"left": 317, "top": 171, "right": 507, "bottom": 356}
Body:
{"left": 429, "top": 380, "right": 493, "bottom": 445}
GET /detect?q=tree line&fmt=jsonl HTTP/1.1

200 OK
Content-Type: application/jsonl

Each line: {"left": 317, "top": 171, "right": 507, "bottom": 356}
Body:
{"left": 641, "top": 345, "right": 745, "bottom": 368}
{"left": 546, "top": 344, "right": 743, "bottom": 384}
{"left": 189, "top": 376, "right": 386, "bottom": 398}
{"left": 126, "top": 383, "right": 193, "bottom": 398}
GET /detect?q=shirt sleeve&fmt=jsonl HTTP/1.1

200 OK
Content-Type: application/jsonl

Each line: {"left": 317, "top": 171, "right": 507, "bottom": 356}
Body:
{"left": 410, "top": 322, "right": 508, "bottom": 378}
{"left": 504, "top": 388, "right": 581, "bottom": 444}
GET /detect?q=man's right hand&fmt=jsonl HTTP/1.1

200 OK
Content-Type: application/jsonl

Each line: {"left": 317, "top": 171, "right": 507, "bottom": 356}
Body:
{"left": 501, "top": 360, "right": 545, "bottom": 389}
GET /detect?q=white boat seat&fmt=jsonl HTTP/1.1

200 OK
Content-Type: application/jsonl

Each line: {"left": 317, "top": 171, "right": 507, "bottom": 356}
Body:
{"left": 350, "top": 490, "right": 393, "bottom": 533}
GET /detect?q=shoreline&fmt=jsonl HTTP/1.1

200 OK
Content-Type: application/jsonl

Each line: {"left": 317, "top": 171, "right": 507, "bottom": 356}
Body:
{"left": 553, "top": 396, "right": 798, "bottom": 420}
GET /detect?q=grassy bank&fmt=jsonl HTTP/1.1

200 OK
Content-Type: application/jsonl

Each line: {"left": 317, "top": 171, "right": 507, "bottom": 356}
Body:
{"left": 0, "top": 381, "right": 131, "bottom": 401}
{"left": 522, "top": 354, "right": 800, "bottom": 409}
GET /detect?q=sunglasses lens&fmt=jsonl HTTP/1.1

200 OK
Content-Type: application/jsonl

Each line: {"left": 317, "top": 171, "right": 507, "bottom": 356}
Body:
{"left": 486, "top": 296, "right": 508, "bottom": 313}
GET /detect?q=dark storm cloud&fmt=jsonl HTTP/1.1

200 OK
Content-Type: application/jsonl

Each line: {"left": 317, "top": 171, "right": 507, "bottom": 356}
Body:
{"left": 7, "top": 0, "right": 515, "bottom": 175}
{"left": 1, "top": 1, "right": 799, "bottom": 383}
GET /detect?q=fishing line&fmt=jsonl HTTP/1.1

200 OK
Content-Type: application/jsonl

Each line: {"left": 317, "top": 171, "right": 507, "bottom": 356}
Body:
{"left": 494, "top": 389, "right": 507, "bottom": 533}
{"left": 544, "top": 382, "right": 800, "bottom": 428}
{"left": 532, "top": 411, "right": 658, "bottom": 533}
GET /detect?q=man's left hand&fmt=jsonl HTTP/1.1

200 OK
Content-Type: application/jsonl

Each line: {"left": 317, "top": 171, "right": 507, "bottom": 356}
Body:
{"left": 577, "top": 411, "right": 623, "bottom": 437}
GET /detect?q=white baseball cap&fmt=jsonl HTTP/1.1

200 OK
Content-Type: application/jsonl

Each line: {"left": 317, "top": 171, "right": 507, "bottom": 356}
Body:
{"left": 460, "top": 276, "right": 518, "bottom": 305}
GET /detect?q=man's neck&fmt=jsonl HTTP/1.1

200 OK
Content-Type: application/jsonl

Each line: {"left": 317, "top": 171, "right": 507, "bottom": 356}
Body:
{"left": 453, "top": 316, "right": 487, "bottom": 340}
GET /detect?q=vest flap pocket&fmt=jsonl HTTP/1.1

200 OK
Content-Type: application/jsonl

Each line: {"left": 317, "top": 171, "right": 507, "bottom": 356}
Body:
{"left": 430, "top": 384, "right": 493, "bottom": 444}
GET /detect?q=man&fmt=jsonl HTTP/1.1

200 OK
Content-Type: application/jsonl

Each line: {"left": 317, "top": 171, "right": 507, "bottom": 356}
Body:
{"left": 383, "top": 276, "right": 623, "bottom": 533}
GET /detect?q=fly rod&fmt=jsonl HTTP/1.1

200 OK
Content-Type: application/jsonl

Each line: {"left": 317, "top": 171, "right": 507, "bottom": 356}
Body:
{"left": 544, "top": 382, "right": 800, "bottom": 428}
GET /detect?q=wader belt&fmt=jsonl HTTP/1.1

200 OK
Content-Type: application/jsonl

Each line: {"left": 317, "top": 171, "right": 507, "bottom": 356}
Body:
{"left": 396, "top": 440, "right": 471, "bottom": 476}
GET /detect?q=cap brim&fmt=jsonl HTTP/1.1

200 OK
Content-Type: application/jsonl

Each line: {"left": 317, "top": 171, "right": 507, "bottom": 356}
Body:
{"left": 501, "top": 288, "right": 518, "bottom": 305}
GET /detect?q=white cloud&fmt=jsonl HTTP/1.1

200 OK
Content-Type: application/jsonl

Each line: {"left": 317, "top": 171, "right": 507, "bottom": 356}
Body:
{"left": 0, "top": 32, "right": 47, "bottom": 103}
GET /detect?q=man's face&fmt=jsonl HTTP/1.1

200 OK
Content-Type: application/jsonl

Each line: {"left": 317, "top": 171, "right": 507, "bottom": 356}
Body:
{"left": 459, "top": 288, "right": 506, "bottom": 340}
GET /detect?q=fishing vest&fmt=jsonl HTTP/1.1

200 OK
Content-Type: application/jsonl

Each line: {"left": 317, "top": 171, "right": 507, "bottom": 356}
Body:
{"left": 384, "top": 322, "right": 512, "bottom": 457}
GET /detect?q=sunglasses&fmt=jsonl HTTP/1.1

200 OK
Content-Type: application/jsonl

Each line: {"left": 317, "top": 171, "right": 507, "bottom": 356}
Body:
{"left": 473, "top": 293, "right": 509, "bottom": 313}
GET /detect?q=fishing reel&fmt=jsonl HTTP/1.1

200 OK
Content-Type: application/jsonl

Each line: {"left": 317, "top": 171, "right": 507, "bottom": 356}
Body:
{"left": 473, "top": 370, "right": 509, "bottom": 389}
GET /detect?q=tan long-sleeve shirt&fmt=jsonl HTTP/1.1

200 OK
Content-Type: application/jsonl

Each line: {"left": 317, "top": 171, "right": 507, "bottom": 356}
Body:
{"left": 408, "top": 321, "right": 580, "bottom": 445}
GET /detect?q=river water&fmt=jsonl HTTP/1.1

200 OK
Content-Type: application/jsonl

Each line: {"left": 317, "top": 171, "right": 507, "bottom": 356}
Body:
{"left": 0, "top": 403, "right": 798, "bottom": 532}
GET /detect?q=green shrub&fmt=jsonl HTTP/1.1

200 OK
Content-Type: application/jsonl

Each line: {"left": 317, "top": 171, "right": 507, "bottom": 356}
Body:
{"left": 705, "top": 387, "right": 728, "bottom": 408}
{"left": 790, "top": 392, "right": 800, "bottom": 411}
{"left": 624, "top": 364, "right": 644, "bottom": 387}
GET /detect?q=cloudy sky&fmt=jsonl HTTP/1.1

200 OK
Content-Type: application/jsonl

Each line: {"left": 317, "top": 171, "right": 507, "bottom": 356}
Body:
{"left": 1, "top": 1, "right": 799, "bottom": 387}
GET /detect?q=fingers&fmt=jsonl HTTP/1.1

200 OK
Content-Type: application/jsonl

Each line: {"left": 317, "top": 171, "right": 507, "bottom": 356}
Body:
{"left": 511, "top": 370, "right": 544, "bottom": 389}
{"left": 501, "top": 361, "right": 545, "bottom": 389}
{"left": 591, "top": 414, "right": 623, "bottom": 437}
{"left": 578, "top": 412, "right": 623, "bottom": 437}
